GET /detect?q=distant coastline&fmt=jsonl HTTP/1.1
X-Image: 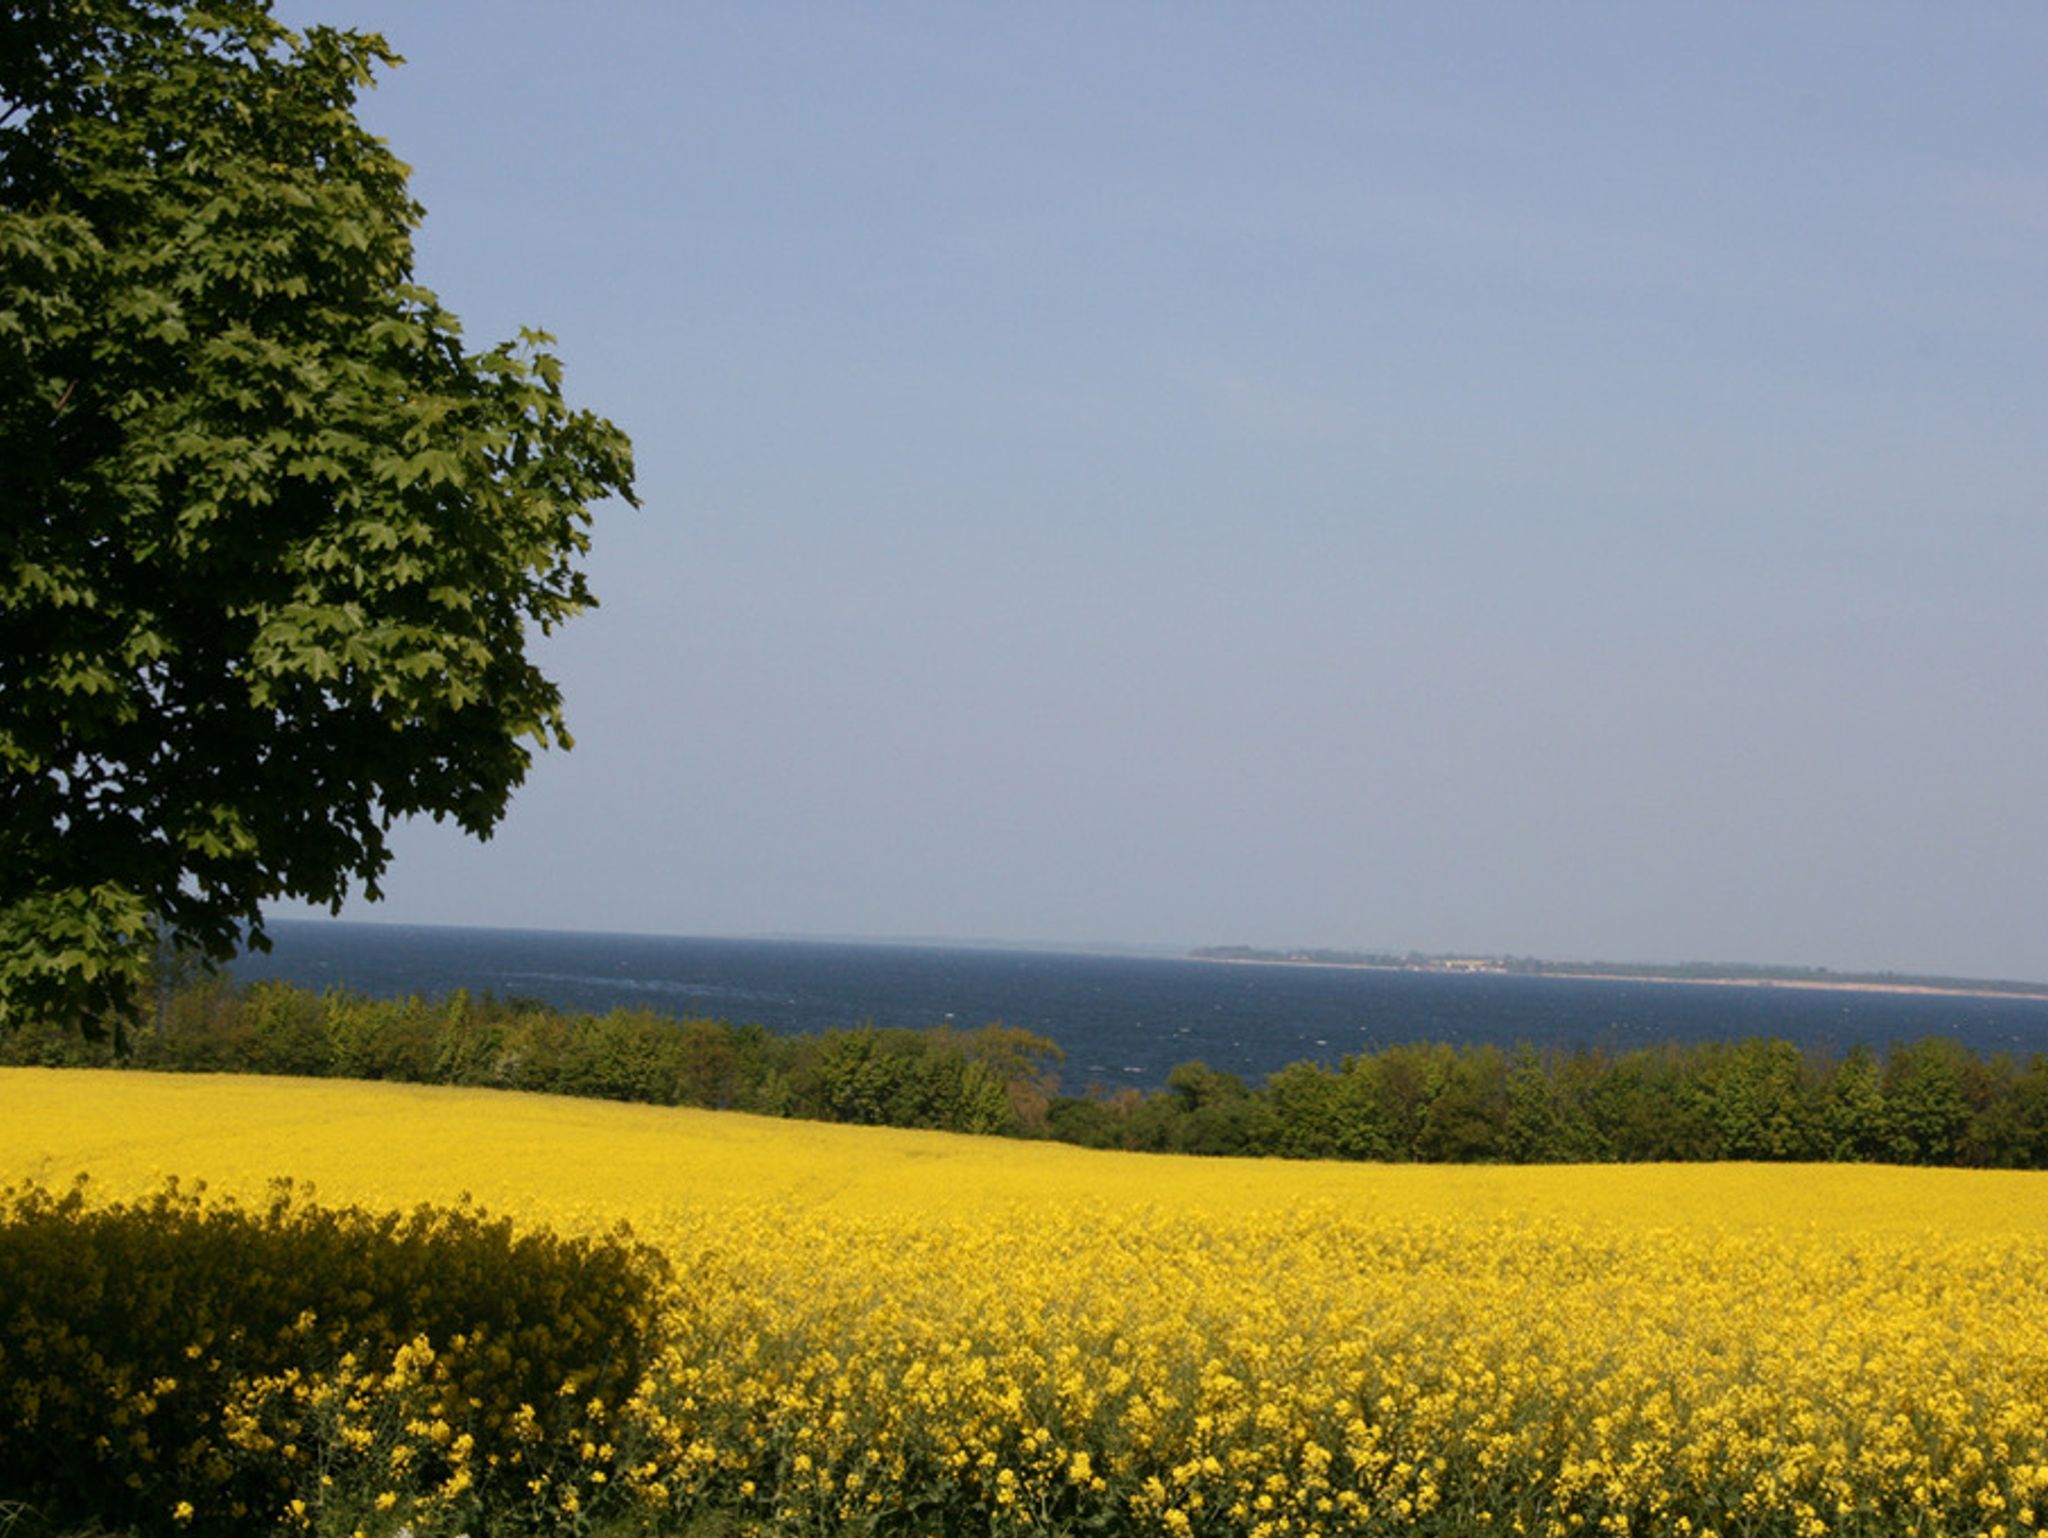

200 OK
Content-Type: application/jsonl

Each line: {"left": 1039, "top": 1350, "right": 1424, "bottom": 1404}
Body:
{"left": 1187, "top": 947, "right": 2048, "bottom": 1004}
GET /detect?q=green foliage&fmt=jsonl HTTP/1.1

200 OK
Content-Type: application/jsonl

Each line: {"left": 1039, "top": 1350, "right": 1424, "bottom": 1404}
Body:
{"left": 1696, "top": 1037, "right": 1820, "bottom": 1160}
{"left": 9, "top": 974, "right": 2048, "bottom": 1169}
{"left": 1263, "top": 1057, "right": 1389, "bottom": 1161}
{"left": 0, "top": 0, "right": 635, "bottom": 1038}
{"left": 793, "top": 1026, "right": 1016, "bottom": 1135}
{"left": 0, "top": 983, "right": 1068, "bottom": 1140}
{"left": 1046, "top": 1034, "right": 2048, "bottom": 1170}
{"left": 0, "top": 884, "right": 152, "bottom": 1037}
{"left": 0, "top": 1177, "right": 669, "bottom": 1535}
{"left": 1878, "top": 1037, "right": 1976, "bottom": 1164}
{"left": 1414, "top": 1043, "right": 1510, "bottom": 1161}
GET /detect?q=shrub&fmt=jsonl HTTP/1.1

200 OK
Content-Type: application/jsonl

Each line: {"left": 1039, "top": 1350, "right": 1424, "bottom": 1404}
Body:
{"left": 0, "top": 1178, "right": 670, "bottom": 1535}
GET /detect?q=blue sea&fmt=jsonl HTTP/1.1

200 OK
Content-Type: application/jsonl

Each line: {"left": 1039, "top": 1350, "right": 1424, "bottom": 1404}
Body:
{"left": 233, "top": 921, "right": 2048, "bottom": 1092}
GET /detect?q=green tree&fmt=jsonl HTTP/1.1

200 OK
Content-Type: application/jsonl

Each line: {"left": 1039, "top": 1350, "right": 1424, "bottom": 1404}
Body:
{"left": 1880, "top": 1037, "right": 1974, "bottom": 1165}
{"left": 0, "top": 1, "right": 635, "bottom": 1039}
{"left": 958, "top": 1022, "right": 1065, "bottom": 1132}
{"left": 1164, "top": 1058, "right": 1246, "bottom": 1115}
{"left": 1264, "top": 1059, "right": 1355, "bottom": 1160}
{"left": 1589, "top": 1046, "right": 1711, "bottom": 1161}
{"left": 1264, "top": 1055, "right": 1395, "bottom": 1161}
{"left": 1697, "top": 1037, "right": 1820, "bottom": 1161}
{"left": 1816, "top": 1044, "right": 1888, "bottom": 1161}
{"left": 1368, "top": 1044, "right": 1437, "bottom": 1157}
{"left": 1415, "top": 1042, "right": 1509, "bottom": 1161}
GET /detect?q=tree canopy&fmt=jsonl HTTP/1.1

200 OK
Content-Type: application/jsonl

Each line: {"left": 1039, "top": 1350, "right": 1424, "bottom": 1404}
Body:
{"left": 0, "top": 0, "right": 636, "bottom": 1038}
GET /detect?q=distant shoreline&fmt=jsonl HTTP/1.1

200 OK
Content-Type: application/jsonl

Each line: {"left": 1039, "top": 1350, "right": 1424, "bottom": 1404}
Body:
{"left": 1188, "top": 954, "right": 2048, "bottom": 1004}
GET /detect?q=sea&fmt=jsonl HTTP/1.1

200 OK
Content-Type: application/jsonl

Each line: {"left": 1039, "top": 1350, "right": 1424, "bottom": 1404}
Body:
{"left": 229, "top": 921, "right": 2048, "bottom": 1092}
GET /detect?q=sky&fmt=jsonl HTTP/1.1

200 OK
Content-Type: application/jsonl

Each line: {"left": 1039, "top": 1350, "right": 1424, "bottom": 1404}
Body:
{"left": 268, "top": 1, "right": 2048, "bottom": 981}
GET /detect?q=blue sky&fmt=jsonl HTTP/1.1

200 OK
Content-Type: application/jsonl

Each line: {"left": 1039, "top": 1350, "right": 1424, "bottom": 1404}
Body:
{"left": 273, "top": 2, "right": 2048, "bottom": 980}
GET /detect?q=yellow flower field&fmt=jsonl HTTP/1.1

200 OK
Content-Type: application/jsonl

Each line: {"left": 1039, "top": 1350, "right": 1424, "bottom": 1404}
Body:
{"left": 6, "top": 1066, "right": 2048, "bottom": 1538}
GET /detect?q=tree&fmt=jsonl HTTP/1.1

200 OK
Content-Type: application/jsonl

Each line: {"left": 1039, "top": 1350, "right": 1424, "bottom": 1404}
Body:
{"left": 1880, "top": 1037, "right": 1975, "bottom": 1165}
{"left": 1, "top": 1, "right": 636, "bottom": 1038}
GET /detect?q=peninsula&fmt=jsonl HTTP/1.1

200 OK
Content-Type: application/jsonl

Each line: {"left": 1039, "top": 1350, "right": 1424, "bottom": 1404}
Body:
{"left": 1188, "top": 947, "right": 2048, "bottom": 1002}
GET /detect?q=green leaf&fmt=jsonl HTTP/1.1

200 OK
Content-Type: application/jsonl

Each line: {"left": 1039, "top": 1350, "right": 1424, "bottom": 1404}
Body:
{"left": 0, "top": 0, "right": 635, "bottom": 1039}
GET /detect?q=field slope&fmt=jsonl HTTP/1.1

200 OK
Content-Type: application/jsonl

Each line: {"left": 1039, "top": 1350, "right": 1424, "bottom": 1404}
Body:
{"left": 7, "top": 1067, "right": 2048, "bottom": 1537}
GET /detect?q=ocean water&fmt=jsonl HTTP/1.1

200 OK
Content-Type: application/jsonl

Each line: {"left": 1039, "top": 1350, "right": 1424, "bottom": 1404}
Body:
{"left": 232, "top": 921, "right": 2048, "bottom": 1092}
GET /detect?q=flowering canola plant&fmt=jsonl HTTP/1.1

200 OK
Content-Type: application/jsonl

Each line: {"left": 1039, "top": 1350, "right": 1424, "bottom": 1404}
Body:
{"left": 6, "top": 1066, "right": 2048, "bottom": 1538}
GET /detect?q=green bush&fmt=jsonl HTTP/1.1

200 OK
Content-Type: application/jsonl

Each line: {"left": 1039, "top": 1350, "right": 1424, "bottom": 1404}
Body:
{"left": 0, "top": 1179, "right": 670, "bottom": 1536}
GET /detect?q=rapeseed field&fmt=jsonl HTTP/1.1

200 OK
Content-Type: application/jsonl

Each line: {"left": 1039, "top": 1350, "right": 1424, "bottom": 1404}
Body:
{"left": 6, "top": 1066, "right": 2048, "bottom": 1538}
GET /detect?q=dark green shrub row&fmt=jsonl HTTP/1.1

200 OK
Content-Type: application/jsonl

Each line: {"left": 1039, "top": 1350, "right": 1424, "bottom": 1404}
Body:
{"left": 9, "top": 977, "right": 2048, "bottom": 1166}
{"left": 1, "top": 977, "right": 1066, "bottom": 1137}
{"left": 1053, "top": 1036, "right": 2048, "bottom": 1167}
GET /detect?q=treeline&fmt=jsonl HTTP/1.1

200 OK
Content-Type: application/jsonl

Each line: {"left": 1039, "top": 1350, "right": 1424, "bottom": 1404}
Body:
{"left": 1053, "top": 1038, "right": 2048, "bottom": 1167}
{"left": 1, "top": 978, "right": 1067, "bottom": 1137}
{"left": 9, "top": 978, "right": 2048, "bottom": 1166}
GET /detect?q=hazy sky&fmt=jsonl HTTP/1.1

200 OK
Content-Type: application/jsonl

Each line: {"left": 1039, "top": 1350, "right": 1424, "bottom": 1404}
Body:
{"left": 269, "top": 2, "right": 2048, "bottom": 980}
